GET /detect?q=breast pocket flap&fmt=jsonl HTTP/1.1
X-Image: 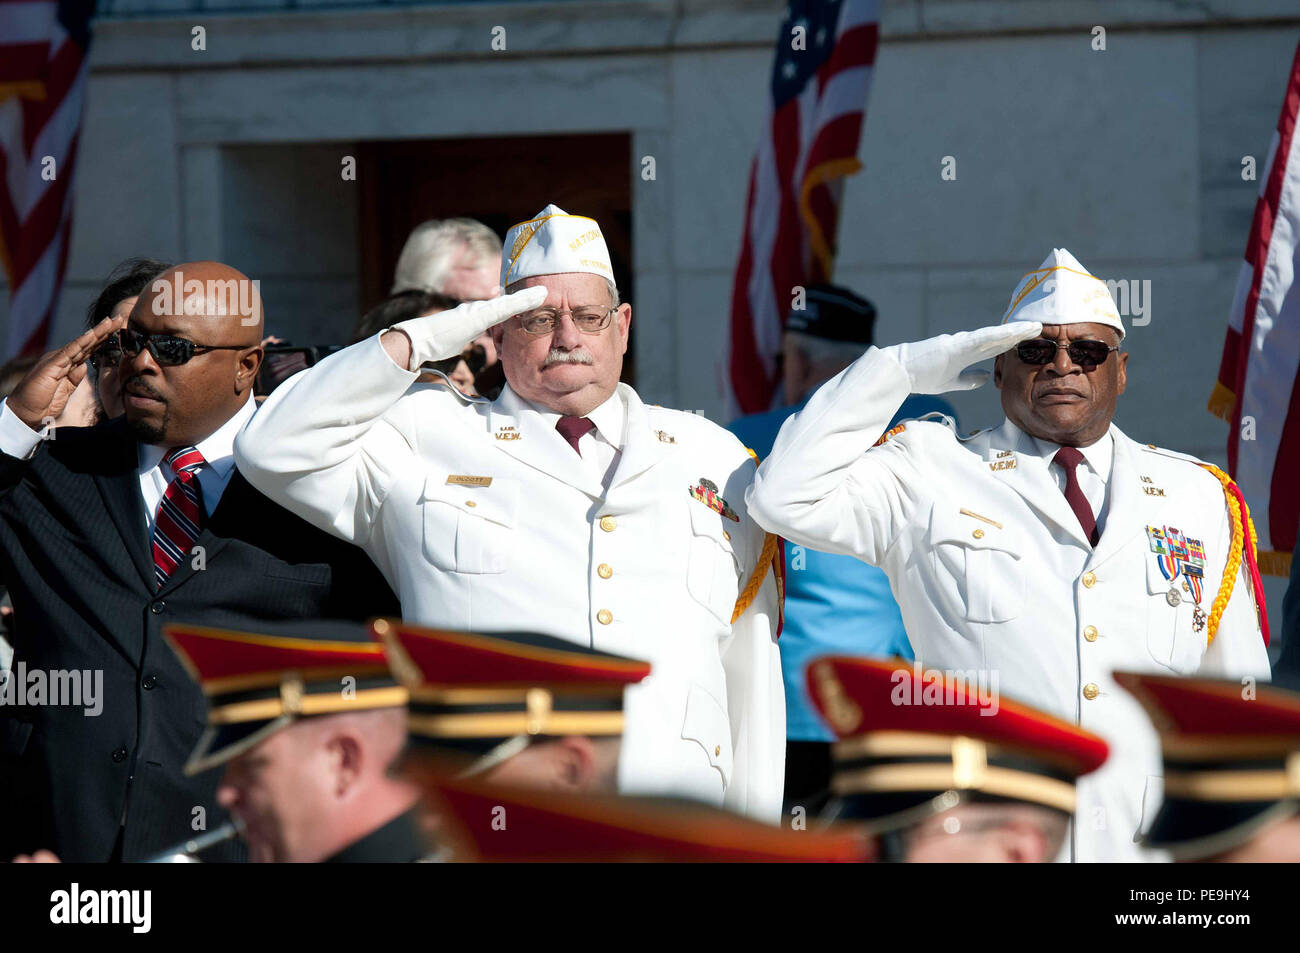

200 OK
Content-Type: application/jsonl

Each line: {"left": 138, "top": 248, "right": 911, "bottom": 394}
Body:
{"left": 421, "top": 472, "right": 520, "bottom": 529}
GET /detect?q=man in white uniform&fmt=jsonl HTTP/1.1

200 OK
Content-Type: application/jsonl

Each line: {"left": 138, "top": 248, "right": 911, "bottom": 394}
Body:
{"left": 747, "top": 248, "right": 1271, "bottom": 859}
{"left": 234, "top": 205, "right": 785, "bottom": 820}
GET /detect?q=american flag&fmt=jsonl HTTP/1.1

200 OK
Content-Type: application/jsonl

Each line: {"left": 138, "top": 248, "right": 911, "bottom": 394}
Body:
{"left": 726, "top": 0, "right": 880, "bottom": 416}
{"left": 1208, "top": 37, "right": 1300, "bottom": 578}
{"left": 0, "top": 0, "right": 96, "bottom": 358}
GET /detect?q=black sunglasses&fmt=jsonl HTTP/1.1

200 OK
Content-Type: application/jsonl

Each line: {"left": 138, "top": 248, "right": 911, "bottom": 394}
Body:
{"left": 1015, "top": 338, "right": 1119, "bottom": 368}
{"left": 90, "top": 327, "right": 256, "bottom": 369}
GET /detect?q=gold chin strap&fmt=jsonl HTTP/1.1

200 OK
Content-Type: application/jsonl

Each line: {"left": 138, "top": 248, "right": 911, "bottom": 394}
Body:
{"left": 1198, "top": 463, "right": 1260, "bottom": 645}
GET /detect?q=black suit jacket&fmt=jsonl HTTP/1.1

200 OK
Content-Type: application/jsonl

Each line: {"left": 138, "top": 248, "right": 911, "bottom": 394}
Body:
{"left": 0, "top": 416, "right": 399, "bottom": 862}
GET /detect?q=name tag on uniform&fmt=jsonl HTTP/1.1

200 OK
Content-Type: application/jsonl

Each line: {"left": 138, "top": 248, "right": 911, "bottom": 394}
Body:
{"left": 446, "top": 475, "right": 493, "bottom": 488}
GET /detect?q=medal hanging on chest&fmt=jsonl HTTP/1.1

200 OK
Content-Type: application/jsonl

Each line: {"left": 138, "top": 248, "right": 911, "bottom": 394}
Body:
{"left": 1184, "top": 535, "right": 1208, "bottom": 634}
{"left": 1147, "top": 524, "right": 1208, "bottom": 633}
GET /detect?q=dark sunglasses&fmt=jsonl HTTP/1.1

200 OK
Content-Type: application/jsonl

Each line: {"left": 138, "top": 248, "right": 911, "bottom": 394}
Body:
{"left": 1015, "top": 338, "right": 1119, "bottom": 368}
{"left": 90, "top": 327, "right": 256, "bottom": 369}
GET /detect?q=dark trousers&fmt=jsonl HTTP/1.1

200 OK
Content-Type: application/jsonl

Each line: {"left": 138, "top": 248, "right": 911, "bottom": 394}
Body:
{"left": 783, "top": 740, "right": 833, "bottom": 818}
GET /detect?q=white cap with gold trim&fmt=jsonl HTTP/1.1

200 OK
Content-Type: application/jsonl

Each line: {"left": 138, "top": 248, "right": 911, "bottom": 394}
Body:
{"left": 500, "top": 204, "right": 614, "bottom": 288}
{"left": 1001, "top": 248, "right": 1124, "bottom": 339}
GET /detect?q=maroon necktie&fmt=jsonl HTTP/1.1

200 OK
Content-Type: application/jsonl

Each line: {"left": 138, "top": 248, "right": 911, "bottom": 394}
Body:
{"left": 1053, "top": 447, "right": 1099, "bottom": 546}
{"left": 556, "top": 416, "right": 595, "bottom": 456}
{"left": 153, "top": 447, "right": 206, "bottom": 587}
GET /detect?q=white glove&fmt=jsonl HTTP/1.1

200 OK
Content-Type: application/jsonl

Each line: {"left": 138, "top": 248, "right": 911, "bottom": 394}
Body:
{"left": 880, "top": 322, "right": 1044, "bottom": 394}
{"left": 391, "top": 286, "right": 548, "bottom": 370}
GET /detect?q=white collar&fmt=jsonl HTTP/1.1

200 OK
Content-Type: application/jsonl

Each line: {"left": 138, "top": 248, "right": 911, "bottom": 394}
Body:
{"left": 137, "top": 396, "right": 256, "bottom": 476}
{"left": 518, "top": 387, "right": 626, "bottom": 450}
{"left": 1008, "top": 418, "right": 1114, "bottom": 478}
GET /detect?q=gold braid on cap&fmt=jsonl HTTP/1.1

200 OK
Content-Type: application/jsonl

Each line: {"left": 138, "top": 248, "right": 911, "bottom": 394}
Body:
{"left": 1198, "top": 463, "right": 1260, "bottom": 644}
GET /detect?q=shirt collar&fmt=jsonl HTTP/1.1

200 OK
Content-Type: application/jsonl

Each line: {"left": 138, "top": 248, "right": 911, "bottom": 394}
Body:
{"left": 1011, "top": 419, "right": 1114, "bottom": 479}
{"left": 519, "top": 388, "right": 626, "bottom": 450}
{"left": 137, "top": 397, "right": 256, "bottom": 477}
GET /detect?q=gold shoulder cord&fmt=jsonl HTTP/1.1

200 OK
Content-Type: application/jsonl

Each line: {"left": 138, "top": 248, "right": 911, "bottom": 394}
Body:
{"left": 1197, "top": 463, "right": 1259, "bottom": 644}
{"left": 731, "top": 446, "right": 783, "bottom": 624}
{"left": 732, "top": 532, "right": 780, "bottom": 624}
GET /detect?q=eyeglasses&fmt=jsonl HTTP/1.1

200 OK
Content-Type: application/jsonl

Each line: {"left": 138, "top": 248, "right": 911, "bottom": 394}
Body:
{"left": 1015, "top": 338, "right": 1119, "bottom": 368}
{"left": 518, "top": 306, "right": 616, "bottom": 336}
{"left": 90, "top": 327, "right": 257, "bottom": 369}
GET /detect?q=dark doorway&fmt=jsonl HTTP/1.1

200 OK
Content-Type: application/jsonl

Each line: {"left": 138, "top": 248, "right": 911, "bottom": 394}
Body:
{"left": 356, "top": 133, "right": 634, "bottom": 382}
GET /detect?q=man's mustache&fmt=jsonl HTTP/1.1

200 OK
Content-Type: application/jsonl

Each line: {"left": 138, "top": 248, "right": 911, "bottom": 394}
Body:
{"left": 544, "top": 348, "right": 594, "bottom": 367}
{"left": 122, "top": 376, "right": 165, "bottom": 401}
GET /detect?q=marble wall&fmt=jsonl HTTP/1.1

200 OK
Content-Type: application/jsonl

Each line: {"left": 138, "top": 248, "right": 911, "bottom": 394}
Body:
{"left": 4, "top": 0, "right": 1298, "bottom": 470}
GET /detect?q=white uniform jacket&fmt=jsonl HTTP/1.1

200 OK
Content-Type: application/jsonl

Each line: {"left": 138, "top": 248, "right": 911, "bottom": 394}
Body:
{"left": 233, "top": 334, "right": 784, "bottom": 820}
{"left": 747, "top": 346, "right": 1270, "bottom": 860}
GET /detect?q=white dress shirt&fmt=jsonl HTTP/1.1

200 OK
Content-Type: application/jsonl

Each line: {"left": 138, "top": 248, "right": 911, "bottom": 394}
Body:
{"left": 136, "top": 398, "right": 255, "bottom": 531}
{"left": 523, "top": 389, "right": 625, "bottom": 492}
{"left": 1028, "top": 427, "right": 1114, "bottom": 536}
{"left": 0, "top": 396, "right": 255, "bottom": 530}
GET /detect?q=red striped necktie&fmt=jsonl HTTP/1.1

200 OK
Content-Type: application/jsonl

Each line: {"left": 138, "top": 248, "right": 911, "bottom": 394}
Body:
{"left": 152, "top": 447, "right": 206, "bottom": 588}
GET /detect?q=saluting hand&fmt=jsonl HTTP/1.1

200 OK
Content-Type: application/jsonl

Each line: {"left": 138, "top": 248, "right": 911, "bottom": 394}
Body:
{"left": 384, "top": 286, "right": 548, "bottom": 371}
{"left": 882, "top": 322, "right": 1044, "bottom": 394}
{"left": 6, "top": 315, "right": 126, "bottom": 431}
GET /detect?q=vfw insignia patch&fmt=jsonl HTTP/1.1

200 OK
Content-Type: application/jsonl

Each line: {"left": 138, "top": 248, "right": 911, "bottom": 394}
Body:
{"left": 690, "top": 477, "right": 739, "bottom": 522}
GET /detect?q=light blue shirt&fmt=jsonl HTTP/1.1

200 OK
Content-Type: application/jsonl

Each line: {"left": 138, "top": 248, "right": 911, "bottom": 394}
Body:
{"left": 729, "top": 393, "right": 959, "bottom": 741}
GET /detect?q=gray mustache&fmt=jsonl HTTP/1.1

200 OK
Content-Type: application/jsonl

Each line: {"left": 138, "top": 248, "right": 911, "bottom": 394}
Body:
{"left": 544, "top": 348, "right": 594, "bottom": 366}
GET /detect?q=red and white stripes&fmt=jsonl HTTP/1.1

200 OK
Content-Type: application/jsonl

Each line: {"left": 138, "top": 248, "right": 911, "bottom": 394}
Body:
{"left": 1209, "top": 37, "right": 1300, "bottom": 576}
{"left": 0, "top": 0, "right": 93, "bottom": 358}
{"left": 727, "top": 0, "right": 880, "bottom": 416}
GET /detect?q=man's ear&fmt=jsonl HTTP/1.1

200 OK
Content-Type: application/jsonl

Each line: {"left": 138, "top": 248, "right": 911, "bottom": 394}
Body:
{"left": 617, "top": 303, "right": 632, "bottom": 356}
{"left": 552, "top": 736, "right": 598, "bottom": 792}
{"left": 235, "top": 346, "right": 263, "bottom": 395}
{"left": 330, "top": 731, "right": 365, "bottom": 799}
{"left": 1115, "top": 350, "right": 1128, "bottom": 396}
{"left": 1002, "top": 820, "right": 1052, "bottom": 864}
{"left": 490, "top": 322, "right": 507, "bottom": 352}
{"left": 993, "top": 354, "right": 1004, "bottom": 389}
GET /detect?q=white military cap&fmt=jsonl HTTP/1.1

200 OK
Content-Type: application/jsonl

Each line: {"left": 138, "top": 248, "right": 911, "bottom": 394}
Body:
{"left": 500, "top": 204, "right": 614, "bottom": 288}
{"left": 1001, "top": 248, "right": 1125, "bottom": 339}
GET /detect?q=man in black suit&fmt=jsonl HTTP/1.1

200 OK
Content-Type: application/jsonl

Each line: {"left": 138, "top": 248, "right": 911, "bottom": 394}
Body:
{"left": 0, "top": 261, "right": 399, "bottom": 862}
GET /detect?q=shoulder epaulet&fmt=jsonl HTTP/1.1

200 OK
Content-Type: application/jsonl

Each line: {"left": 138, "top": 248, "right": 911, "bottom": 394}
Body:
{"left": 1138, "top": 442, "right": 1210, "bottom": 467}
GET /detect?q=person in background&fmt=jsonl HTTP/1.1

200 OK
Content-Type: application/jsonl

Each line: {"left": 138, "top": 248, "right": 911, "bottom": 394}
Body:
{"left": 373, "top": 618, "right": 650, "bottom": 795}
{"left": 352, "top": 290, "right": 476, "bottom": 398}
{"left": 1115, "top": 670, "right": 1300, "bottom": 861}
{"left": 160, "top": 620, "right": 426, "bottom": 864}
{"left": 391, "top": 217, "right": 506, "bottom": 398}
{"left": 806, "top": 655, "right": 1109, "bottom": 863}
{"left": 79, "top": 258, "right": 174, "bottom": 425}
{"left": 727, "top": 284, "right": 957, "bottom": 816}
{"left": 0, "top": 260, "right": 399, "bottom": 862}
